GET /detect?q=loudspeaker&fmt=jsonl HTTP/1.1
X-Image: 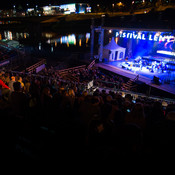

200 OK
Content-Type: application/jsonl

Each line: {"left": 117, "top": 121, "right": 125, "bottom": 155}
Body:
{"left": 153, "top": 76, "right": 161, "bottom": 85}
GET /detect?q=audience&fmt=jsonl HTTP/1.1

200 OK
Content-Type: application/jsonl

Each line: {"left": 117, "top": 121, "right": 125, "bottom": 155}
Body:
{"left": 9, "top": 81, "right": 28, "bottom": 120}
{"left": 0, "top": 65, "right": 175, "bottom": 163}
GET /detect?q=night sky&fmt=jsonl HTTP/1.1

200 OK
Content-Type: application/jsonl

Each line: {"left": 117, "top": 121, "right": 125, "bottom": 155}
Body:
{"left": 1, "top": 0, "right": 174, "bottom": 10}
{"left": 1, "top": 0, "right": 136, "bottom": 9}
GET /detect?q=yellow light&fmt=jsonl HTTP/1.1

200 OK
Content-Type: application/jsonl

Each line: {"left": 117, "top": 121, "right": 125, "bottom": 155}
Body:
{"left": 67, "top": 42, "right": 69, "bottom": 47}
{"left": 117, "top": 2, "right": 124, "bottom": 6}
{"left": 115, "top": 37, "right": 118, "bottom": 43}
{"left": 86, "top": 37, "right": 88, "bottom": 44}
{"left": 79, "top": 39, "right": 82, "bottom": 47}
{"left": 155, "top": 32, "right": 161, "bottom": 36}
{"left": 55, "top": 41, "right": 57, "bottom": 47}
{"left": 109, "top": 30, "right": 112, "bottom": 33}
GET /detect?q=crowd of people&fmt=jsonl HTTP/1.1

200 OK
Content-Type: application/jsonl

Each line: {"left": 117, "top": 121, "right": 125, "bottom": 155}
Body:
{"left": 0, "top": 65, "right": 175, "bottom": 166}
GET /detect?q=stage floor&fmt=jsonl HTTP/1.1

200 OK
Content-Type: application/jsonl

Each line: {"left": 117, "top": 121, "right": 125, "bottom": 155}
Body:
{"left": 95, "top": 61, "right": 175, "bottom": 95}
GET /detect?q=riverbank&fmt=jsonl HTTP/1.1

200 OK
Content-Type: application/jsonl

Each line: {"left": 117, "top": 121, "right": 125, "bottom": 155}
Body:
{"left": 0, "top": 7, "right": 175, "bottom": 34}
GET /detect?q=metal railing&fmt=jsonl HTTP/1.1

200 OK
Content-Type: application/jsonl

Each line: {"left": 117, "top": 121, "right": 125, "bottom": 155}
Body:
{"left": 26, "top": 59, "right": 47, "bottom": 73}
{"left": 56, "top": 64, "right": 86, "bottom": 75}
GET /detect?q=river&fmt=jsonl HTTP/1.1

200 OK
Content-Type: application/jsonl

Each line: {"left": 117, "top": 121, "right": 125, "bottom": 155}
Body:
{"left": 0, "top": 29, "right": 99, "bottom": 68}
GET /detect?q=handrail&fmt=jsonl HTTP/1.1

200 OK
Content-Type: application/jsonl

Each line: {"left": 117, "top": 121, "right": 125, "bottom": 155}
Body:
{"left": 87, "top": 59, "right": 96, "bottom": 70}
{"left": 95, "top": 79, "right": 120, "bottom": 85}
{"left": 57, "top": 64, "right": 86, "bottom": 74}
{"left": 26, "top": 59, "right": 46, "bottom": 73}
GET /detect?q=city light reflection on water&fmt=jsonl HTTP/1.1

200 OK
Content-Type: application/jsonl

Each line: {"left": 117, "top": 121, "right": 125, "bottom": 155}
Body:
{"left": 0, "top": 31, "right": 30, "bottom": 41}
{"left": 44, "top": 33, "right": 90, "bottom": 47}
{"left": 0, "top": 30, "right": 90, "bottom": 47}
{"left": 0, "top": 31, "right": 91, "bottom": 51}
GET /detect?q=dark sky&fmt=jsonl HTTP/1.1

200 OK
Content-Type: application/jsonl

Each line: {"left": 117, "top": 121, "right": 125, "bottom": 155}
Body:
{"left": 2, "top": 0, "right": 87, "bottom": 8}
{"left": 1, "top": 0, "right": 135, "bottom": 9}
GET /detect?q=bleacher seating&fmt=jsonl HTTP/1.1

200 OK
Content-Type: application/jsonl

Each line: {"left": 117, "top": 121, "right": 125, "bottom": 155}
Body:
{"left": 0, "top": 64, "right": 175, "bottom": 164}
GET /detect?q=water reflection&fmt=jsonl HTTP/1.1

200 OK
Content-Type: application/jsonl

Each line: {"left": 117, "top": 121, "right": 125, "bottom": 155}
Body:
{"left": 58, "top": 34, "right": 76, "bottom": 45}
{"left": 39, "top": 43, "right": 42, "bottom": 50}
{"left": 0, "top": 31, "right": 91, "bottom": 55}
{"left": 0, "top": 30, "right": 30, "bottom": 40}
{"left": 4, "top": 31, "right": 12, "bottom": 40}
{"left": 43, "top": 33, "right": 90, "bottom": 47}
{"left": 0, "top": 31, "right": 90, "bottom": 48}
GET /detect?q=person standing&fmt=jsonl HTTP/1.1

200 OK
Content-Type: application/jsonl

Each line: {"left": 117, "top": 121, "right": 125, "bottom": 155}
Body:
{"left": 0, "top": 78, "right": 10, "bottom": 89}
{"left": 0, "top": 78, "right": 10, "bottom": 100}
{"left": 8, "top": 76, "right": 16, "bottom": 92}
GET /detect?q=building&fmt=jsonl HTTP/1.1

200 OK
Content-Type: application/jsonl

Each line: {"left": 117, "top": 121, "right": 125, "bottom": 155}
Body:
{"left": 42, "top": 3, "right": 91, "bottom": 15}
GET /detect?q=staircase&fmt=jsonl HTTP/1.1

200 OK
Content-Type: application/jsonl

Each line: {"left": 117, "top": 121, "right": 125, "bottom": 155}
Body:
{"left": 121, "top": 74, "right": 139, "bottom": 91}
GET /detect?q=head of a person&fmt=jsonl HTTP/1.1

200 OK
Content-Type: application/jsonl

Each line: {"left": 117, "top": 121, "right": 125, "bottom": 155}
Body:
{"left": 18, "top": 76, "right": 23, "bottom": 82}
{"left": 131, "top": 102, "right": 145, "bottom": 118}
{"left": 13, "top": 82, "right": 21, "bottom": 92}
{"left": 68, "top": 88, "right": 75, "bottom": 97}
{"left": 11, "top": 76, "right": 15, "bottom": 81}
{"left": 166, "top": 111, "right": 175, "bottom": 121}
{"left": 106, "top": 95, "right": 113, "bottom": 103}
{"left": 42, "top": 87, "right": 51, "bottom": 96}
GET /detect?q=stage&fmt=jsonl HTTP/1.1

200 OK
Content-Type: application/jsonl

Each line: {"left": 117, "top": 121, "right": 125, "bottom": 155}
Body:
{"left": 95, "top": 61, "right": 175, "bottom": 96}
{"left": 93, "top": 27, "right": 175, "bottom": 96}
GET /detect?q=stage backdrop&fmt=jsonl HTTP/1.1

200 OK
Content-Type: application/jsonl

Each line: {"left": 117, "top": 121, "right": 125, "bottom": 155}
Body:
{"left": 111, "top": 29, "right": 175, "bottom": 60}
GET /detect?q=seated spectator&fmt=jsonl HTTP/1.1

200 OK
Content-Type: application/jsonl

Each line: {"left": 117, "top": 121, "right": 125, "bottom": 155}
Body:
{"left": 86, "top": 117, "right": 109, "bottom": 148}
{"left": 146, "top": 101, "right": 165, "bottom": 128}
{"left": 17, "top": 76, "right": 25, "bottom": 91}
{"left": 147, "top": 111, "right": 175, "bottom": 159}
{"left": 24, "top": 77, "right": 31, "bottom": 94}
{"left": 9, "top": 81, "right": 28, "bottom": 119}
{"left": 0, "top": 77, "right": 10, "bottom": 101}
{"left": 125, "top": 102, "right": 146, "bottom": 130}
{"left": 8, "top": 76, "right": 16, "bottom": 92}
{"left": 115, "top": 123, "right": 144, "bottom": 158}
{"left": 0, "top": 78, "right": 10, "bottom": 89}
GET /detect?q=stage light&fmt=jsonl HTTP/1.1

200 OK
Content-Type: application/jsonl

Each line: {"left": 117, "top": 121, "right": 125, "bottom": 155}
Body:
{"left": 157, "top": 50, "right": 175, "bottom": 56}
{"left": 155, "top": 32, "right": 161, "bottom": 36}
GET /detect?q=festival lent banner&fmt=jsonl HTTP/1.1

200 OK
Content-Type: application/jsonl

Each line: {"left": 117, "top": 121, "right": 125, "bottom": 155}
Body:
{"left": 114, "top": 30, "right": 175, "bottom": 59}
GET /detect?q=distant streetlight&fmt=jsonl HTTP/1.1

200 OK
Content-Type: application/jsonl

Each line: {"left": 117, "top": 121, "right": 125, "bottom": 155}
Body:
{"left": 117, "top": 2, "right": 124, "bottom": 7}
{"left": 13, "top": 5, "right": 16, "bottom": 17}
{"left": 112, "top": 4, "right": 115, "bottom": 13}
